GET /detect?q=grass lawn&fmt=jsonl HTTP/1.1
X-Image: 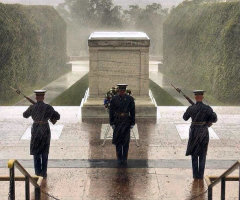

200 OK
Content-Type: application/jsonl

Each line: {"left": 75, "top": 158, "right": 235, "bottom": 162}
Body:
{"left": 50, "top": 73, "right": 182, "bottom": 106}
{"left": 149, "top": 80, "right": 183, "bottom": 106}
{"left": 50, "top": 74, "right": 88, "bottom": 106}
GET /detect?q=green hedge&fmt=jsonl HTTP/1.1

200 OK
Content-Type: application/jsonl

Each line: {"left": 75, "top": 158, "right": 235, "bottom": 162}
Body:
{"left": 0, "top": 3, "right": 68, "bottom": 105}
{"left": 163, "top": 2, "right": 240, "bottom": 104}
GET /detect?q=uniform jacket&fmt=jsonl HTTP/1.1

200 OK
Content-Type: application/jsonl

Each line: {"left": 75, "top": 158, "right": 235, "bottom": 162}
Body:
{"left": 109, "top": 94, "right": 135, "bottom": 145}
{"left": 23, "top": 101, "right": 60, "bottom": 155}
{"left": 183, "top": 102, "right": 217, "bottom": 156}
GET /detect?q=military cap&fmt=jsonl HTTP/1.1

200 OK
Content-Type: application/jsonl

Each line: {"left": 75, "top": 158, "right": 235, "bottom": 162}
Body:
{"left": 34, "top": 90, "right": 46, "bottom": 96}
{"left": 117, "top": 84, "right": 128, "bottom": 90}
{"left": 193, "top": 90, "right": 205, "bottom": 95}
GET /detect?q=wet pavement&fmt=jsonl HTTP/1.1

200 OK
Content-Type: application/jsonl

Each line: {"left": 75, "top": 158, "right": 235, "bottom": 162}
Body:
{"left": 0, "top": 167, "right": 239, "bottom": 200}
{"left": 1, "top": 60, "right": 240, "bottom": 199}
{"left": 0, "top": 106, "right": 240, "bottom": 199}
{"left": 0, "top": 159, "right": 237, "bottom": 169}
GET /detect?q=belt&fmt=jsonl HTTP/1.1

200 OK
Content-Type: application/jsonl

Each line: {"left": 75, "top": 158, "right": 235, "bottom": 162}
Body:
{"left": 115, "top": 112, "right": 129, "bottom": 117}
{"left": 191, "top": 122, "right": 207, "bottom": 125}
{"left": 34, "top": 121, "right": 48, "bottom": 124}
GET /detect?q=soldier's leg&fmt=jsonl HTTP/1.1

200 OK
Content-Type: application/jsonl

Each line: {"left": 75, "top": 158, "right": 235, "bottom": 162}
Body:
{"left": 191, "top": 155, "right": 199, "bottom": 179}
{"left": 122, "top": 142, "right": 129, "bottom": 162}
{"left": 33, "top": 154, "right": 42, "bottom": 176}
{"left": 41, "top": 152, "right": 49, "bottom": 178}
{"left": 116, "top": 144, "right": 123, "bottom": 163}
{"left": 199, "top": 151, "right": 207, "bottom": 179}
{"left": 122, "top": 132, "right": 130, "bottom": 163}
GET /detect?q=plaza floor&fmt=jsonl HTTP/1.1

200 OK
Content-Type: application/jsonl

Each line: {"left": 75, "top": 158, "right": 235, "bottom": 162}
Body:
{"left": 0, "top": 106, "right": 240, "bottom": 199}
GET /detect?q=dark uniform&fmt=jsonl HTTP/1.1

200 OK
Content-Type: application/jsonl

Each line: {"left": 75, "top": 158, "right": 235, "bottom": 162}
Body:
{"left": 23, "top": 91, "right": 60, "bottom": 177}
{"left": 183, "top": 91, "right": 217, "bottom": 179}
{"left": 109, "top": 85, "right": 135, "bottom": 165}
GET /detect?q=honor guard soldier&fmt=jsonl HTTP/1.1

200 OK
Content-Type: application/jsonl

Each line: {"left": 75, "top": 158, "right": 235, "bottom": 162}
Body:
{"left": 109, "top": 84, "right": 135, "bottom": 166}
{"left": 23, "top": 90, "right": 60, "bottom": 178}
{"left": 183, "top": 90, "right": 217, "bottom": 179}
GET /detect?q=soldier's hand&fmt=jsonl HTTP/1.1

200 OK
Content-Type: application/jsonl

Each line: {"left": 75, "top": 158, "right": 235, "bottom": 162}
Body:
{"left": 207, "top": 122, "right": 213, "bottom": 127}
{"left": 50, "top": 119, "right": 57, "bottom": 125}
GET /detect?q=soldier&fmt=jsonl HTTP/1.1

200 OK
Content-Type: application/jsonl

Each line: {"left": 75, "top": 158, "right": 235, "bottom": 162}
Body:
{"left": 23, "top": 90, "right": 60, "bottom": 178}
{"left": 183, "top": 90, "right": 217, "bottom": 179}
{"left": 109, "top": 84, "right": 135, "bottom": 166}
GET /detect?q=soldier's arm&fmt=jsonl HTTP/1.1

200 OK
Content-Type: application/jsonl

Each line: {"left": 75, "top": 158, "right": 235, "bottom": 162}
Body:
{"left": 51, "top": 110, "right": 60, "bottom": 121}
{"left": 23, "top": 105, "right": 33, "bottom": 118}
{"left": 109, "top": 99, "right": 115, "bottom": 125}
{"left": 211, "top": 112, "right": 217, "bottom": 123}
{"left": 208, "top": 107, "right": 217, "bottom": 123}
{"left": 183, "top": 107, "right": 191, "bottom": 121}
{"left": 130, "top": 98, "right": 135, "bottom": 125}
{"left": 49, "top": 106, "right": 60, "bottom": 121}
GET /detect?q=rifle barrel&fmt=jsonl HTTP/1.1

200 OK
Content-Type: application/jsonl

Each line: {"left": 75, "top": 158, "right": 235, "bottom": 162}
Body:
{"left": 171, "top": 84, "right": 179, "bottom": 92}
{"left": 171, "top": 83, "right": 195, "bottom": 105}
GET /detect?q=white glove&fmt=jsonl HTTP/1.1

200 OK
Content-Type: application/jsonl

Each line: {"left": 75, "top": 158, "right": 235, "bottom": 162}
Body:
{"left": 111, "top": 125, "right": 115, "bottom": 129}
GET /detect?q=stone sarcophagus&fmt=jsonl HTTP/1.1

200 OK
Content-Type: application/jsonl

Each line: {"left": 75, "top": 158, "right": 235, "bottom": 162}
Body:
{"left": 88, "top": 32, "right": 150, "bottom": 97}
{"left": 82, "top": 32, "right": 156, "bottom": 122}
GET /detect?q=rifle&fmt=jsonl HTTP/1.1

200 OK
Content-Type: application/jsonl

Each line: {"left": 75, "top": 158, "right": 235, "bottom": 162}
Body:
{"left": 10, "top": 86, "right": 56, "bottom": 124}
{"left": 10, "top": 86, "right": 36, "bottom": 104}
{"left": 171, "top": 84, "right": 195, "bottom": 105}
{"left": 171, "top": 84, "right": 214, "bottom": 127}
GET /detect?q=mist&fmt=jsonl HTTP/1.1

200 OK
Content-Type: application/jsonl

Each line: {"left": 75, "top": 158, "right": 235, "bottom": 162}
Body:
{"left": 0, "top": 0, "right": 183, "bottom": 8}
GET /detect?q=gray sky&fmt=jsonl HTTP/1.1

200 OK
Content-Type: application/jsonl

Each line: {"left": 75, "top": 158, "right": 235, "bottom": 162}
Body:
{"left": 0, "top": 0, "right": 184, "bottom": 8}
{"left": 0, "top": 0, "right": 64, "bottom": 5}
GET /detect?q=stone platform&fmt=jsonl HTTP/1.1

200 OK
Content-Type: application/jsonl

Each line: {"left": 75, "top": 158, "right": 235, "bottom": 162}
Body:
{"left": 0, "top": 106, "right": 240, "bottom": 199}
{"left": 83, "top": 32, "right": 157, "bottom": 122}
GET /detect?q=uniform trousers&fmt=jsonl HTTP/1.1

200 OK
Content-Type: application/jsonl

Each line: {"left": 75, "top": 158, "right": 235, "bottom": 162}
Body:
{"left": 33, "top": 153, "right": 48, "bottom": 177}
{"left": 116, "top": 142, "right": 129, "bottom": 162}
{"left": 191, "top": 151, "right": 207, "bottom": 179}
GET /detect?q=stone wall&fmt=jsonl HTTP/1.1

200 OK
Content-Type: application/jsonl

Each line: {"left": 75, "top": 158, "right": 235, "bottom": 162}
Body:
{"left": 88, "top": 35, "right": 150, "bottom": 98}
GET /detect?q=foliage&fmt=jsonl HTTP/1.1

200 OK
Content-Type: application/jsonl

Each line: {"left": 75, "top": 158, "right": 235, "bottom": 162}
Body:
{"left": 123, "top": 3, "right": 168, "bottom": 55}
{"left": 56, "top": 0, "right": 168, "bottom": 56}
{"left": 0, "top": 3, "right": 68, "bottom": 105}
{"left": 163, "top": 2, "right": 240, "bottom": 103}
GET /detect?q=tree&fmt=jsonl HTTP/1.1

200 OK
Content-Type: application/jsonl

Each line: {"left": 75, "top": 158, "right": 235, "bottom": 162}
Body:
{"left": 57, "top": 0, "right": 168, "bottom": 56}
{"left": 56, "top": 0, "right": 124, "bottom": 55}
{"left": 124, "top": 3, "right": 168, "bottom": 55}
